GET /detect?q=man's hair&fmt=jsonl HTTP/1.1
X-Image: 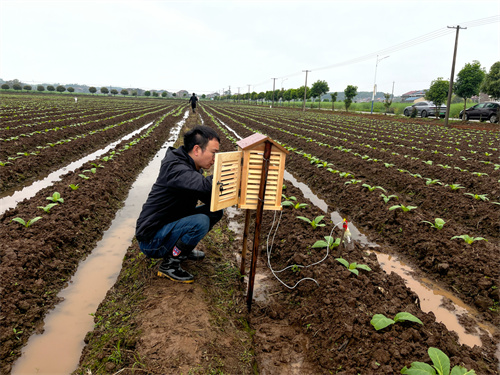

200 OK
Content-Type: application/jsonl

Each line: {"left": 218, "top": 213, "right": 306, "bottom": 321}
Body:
{"left": 184, "top": 125, "right": 220, "bottom": 152}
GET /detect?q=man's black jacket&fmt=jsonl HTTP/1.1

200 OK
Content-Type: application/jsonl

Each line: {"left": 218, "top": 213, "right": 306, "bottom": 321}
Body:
{"left": 135, "top": 145, "right": 213, "bottom": 242}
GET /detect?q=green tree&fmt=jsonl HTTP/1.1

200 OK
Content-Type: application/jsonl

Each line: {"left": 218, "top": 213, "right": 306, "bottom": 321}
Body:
{"left": 132, "top": 91, "right": 137, "bottom": 96}
{"left": 310, "top": 80, "right": 329, "bottom": 109}
{"left": 89, "top": 86, "right": 97, "bottom": 95}
{"left": 144, "top": 91, "right": 151, "bottom": 97}
{"left": 383, "top": 93, "right": 393, "bottom": 114}
{"left": 37, "top": 85, "right": 44, "bottom": 92}
{"left": 1, "top": 83, "right": 9, "bottom": 90}
{"left": 161, "top": 91, "right": 167, "bottom": 98}
{"left": 67, "top": 87, "right": 74, "bottom": 93}
{"left": 344, "top": 85, "right": 358, "bottom": 112}
{"left": 481, "top": 61, "right": 500, "bottom": 100}
{"left": 296, "top": 86, "right": 311, "bottom": 103}
{"left": 47, "top": 85, "right": 55, "bottom": 92}
{"left": 201, "top": 94, "right": 206, "bottom": 99}
{"left": 56, "top": 85, "right": 66, "bottom": 93}
{"left": 109, "top": 89, "right": 117, "bottom": 96}
{"left": 152, "top": 91, "right": 159, "bottom": 97}
{"left": 172, "top": 93, "right": 176, "bottom": 97}
{"left": 23, "top": 85, "right": 32, "bottom": 91}
{"left": 100, "top": 87, "right": 109, "bottom": 95}
{"left": 13, "top": 83, "right": 22, "bottom": 91}
{"left": 330, "top": 92, "right": 337, "bottom": 110}
{"left": 454, "top": 60, "right": 486, "bottom": 120}
{"left": 425, "top": 78, "right": 449, "bottom": 118}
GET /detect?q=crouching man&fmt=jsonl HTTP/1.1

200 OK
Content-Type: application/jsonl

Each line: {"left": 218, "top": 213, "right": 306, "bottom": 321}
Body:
{"left": 135, "top": 125, "right": 223, "bottom": 283}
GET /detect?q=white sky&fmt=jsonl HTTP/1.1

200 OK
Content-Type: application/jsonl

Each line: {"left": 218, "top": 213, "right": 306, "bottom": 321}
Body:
{"left": 1, "top": 0, "right": 499, "bottom": 96}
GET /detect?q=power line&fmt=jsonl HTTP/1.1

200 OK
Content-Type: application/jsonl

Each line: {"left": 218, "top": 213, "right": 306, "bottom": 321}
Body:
{"left": 247, "top": 15, "right": 499, "bottom": 88}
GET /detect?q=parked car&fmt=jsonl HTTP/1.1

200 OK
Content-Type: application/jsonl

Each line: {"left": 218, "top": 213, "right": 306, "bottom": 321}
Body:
{"left": 459, "top": 102, "right": 499, "bottom": 123}
{"left": 403, "top": 101, "right": 447, "bottom": 118}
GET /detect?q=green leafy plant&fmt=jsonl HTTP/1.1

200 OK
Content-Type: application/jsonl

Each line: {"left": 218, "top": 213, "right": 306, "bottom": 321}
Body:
{"left": 38, "top": 203, "right": 59, "bottom": 213}
{"left": 389, "top": 204, "right": 417, "bottom": 212}
{"left": 370, "top": 312, "right": 423, "bottom": 331}
{"left": 11, "top": 217, "right": 42, "bottom": 228}
{"left": 464, "top": 193, "right": 489, "bottom": 201}
{"left": 335, "top": 258, "right": 371, "bottom": 276}
{"left": 451, "top": 235, "right": 487, "bottom": 244}
{"left": 421, "top": 218, "right": 445, "bottom": 230}
{"left": 401, "top": 347, "right": 476, "bottom": 374}
{"left": 297, "top": 215, "right": 325, "bottom": 229}
{"left": 380, "top": 194, "right": 398, "bottom": 204}
{"left": 46, "top": 192, "right": 63, "bottom": 203}
{"left": 344, "top": 179, "right": 362, "bottom": 185}
{"left": 79, "top": 174, "right": 90, "bottom": 180}
{"left": 69, "top": 184, "right": 79, "bottom": 190}
{"left": 312, "top": 236, "right": 341, "bottom": 251}
{"left": 447, "top": 184, "right": 465, "bottom": 191}
{"left": 425, "top": 178, "right": 442, "bottom": 186}
{"left": 362, "top": 184, "right": 387, "bottom": 192}
{"left": 281, "top": 196, "right": 308, "bottom": 209}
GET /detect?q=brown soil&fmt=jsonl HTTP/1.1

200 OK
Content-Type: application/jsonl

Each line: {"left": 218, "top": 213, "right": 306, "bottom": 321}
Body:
{"left": 1, "top": 98, "right": 498, "bottom": 375}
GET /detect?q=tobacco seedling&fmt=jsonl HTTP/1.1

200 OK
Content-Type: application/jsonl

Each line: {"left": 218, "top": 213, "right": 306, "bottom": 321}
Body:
{"left": 421, "top": 218, "right": 445, "bottom": 230}
{"left": 281, "top": 196, "right": 308, "bottom": 209}
{"left": 380, "top": 194, "right": 398, "bottom": 204}
{"left": 312, "top": 236, "right": 341, "bottom": 251}
{"left": 401, "top": 347, "right": 476, "bottom": 375}
{"left": 370, "top": 312, "right": 423, "bottom": 331}
{"left": 464, "top": 193, "right": 489, "bottom": 201}
{"left": 344, "top": 179, "right": 362, "bottom": 185}
{"left": 362, "top": 184, "right": 387, "bottom": 193}
{"left": 11, "top": 217, "right": 42, "bottom": 228}
{"left": 451, "top": 235, "right": 487, "bottom": 244}
{"left": 297, "top": 215, "right": 325, "bottom": 229}
{"left": 335, "top": 258, "right": 371, "bottom": 276}
{"left": 46, "top": 192, "right": 63, "bottom": 203}
{"left": 83, "top": 168, "right": 97, "bottom": 174}
{"left": 13, "top": 328, "right": 23, "bottom": 340}
{"left": 38, "top": 203, "right": 59, "bottom": 213}
{"left": 69, "top": 184, "right": 79, "bottom": 190}
{"left": 389, "top": 204, "right": 417, "bottom": 212}
{"left": 447, "top": 184, "right": 464, "bottom": 191}
{"left": 79, "top": 174, "right": 89, "bottom": 180}
{"left": 425, "top": 178, "right": 442, "bottom": 186}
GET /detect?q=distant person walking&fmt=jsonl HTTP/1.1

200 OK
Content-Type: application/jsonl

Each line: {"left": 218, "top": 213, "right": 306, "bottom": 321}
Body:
{"left": 189, "top": 93, "right": 198, "bottom": 113}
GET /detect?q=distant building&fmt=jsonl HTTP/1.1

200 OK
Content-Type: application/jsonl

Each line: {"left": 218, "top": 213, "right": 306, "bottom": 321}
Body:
{"left": 177, "top": 90, "right": 189, "bottom": 98}
{"left": 401, "top": 90, "right": 426, "bottom": 103}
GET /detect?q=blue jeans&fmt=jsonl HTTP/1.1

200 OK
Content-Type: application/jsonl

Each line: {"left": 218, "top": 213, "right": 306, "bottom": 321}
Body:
{"left": 139, "top": 205, "right": 223, "bottom": 259}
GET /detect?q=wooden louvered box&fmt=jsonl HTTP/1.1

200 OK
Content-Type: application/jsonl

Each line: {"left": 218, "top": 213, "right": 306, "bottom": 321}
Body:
{"left": 210, "top": 133, "right": 288, "bottom": 212}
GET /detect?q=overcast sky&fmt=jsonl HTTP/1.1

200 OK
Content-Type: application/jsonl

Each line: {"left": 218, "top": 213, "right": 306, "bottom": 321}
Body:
{"left": 1, "top": 0, "right": 499, "bottom": 96}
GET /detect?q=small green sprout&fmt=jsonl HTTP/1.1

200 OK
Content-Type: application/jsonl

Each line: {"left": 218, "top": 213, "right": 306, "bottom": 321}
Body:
{"left": 389, "top": 204, "right": 417, "bottom": 212}
{"left": 38, "top": 203, "right": 59, "bottom": 213}
{"left": 451, "top": 235, "right": 487, "bottom": 244}
{"left": 370, "top": 312, "right": 423, "bottom": 331}
{"left": 425, "top": 178, "right": 442, "bottom": 186}
{"left": 335, "top": 258, "right": 371, "bottom": 276}
{"left": 421, "top": 218, "right": 445, "bottom": 230}
{"left": 464, "top": 193, "right": 489, "bottom": 201}
{"left": 79, "top": 174, "right": 90, "bottom": 180}
{"left": 380, "top": 194, "right": 398, "bottom": 204}
{"left": 297, "top": 215, "right": 325, "bottom": 229}
{"left": 447, "top": 183, "right": 465, "bottom": 191}
{"left": 46, "top": 192, "right": 63, "bottom": 203}
{"left": 312, "top": 236, "right": 341, "bottom": 251}
{"left": 11, "top": 217, "right": 42, "bottom": 228}
{"left": 69, "top": 184, "right": 79, "bottom": 190}
{"left": 362, "top": 184, "right": 387, "bottom": 193}
{"left": 344, "top": 179, "right": 362, "bottom": 185}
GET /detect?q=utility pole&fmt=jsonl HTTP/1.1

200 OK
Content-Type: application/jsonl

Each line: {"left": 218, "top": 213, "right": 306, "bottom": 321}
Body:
{"left": 444, "top": 25, "right": 466, "bottom": 128}
{"left": 271, "top": 78, "right": 277, "bottom": 108}
{"left": 302, "top": 70, "right": 310, "bottom": 112}
{"left": 248, "top": 84, "right": 251, "bottom": 104}
{"left": 371, "top": 55, "right": 389, "bottom": 114}
{"left": 237, "top": 87, "right": 240, "bottom": 103}
{"left": 391, "top": 81, "right": 395, "bottom": 102}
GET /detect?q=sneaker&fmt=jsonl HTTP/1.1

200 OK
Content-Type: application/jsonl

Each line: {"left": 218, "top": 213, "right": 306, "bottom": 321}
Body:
{"left": 158, "top": 258, "right": 194, "bottom": 283}
{"left": 187, "top": 249, "right": 205, "bottom": 261}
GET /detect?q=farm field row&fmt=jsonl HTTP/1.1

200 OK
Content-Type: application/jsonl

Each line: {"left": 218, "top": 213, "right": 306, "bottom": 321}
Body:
{"left": 1, "top": 95, "right": 498, "bottom": 374}
{"left": 0, "top": 95, "right": 186, "bottom": 373}
{"left": 74, "top": 104, "right": 499, "bottom": 374}
{"left": 202, "top": 103, "right": 499, "bottom": 325}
